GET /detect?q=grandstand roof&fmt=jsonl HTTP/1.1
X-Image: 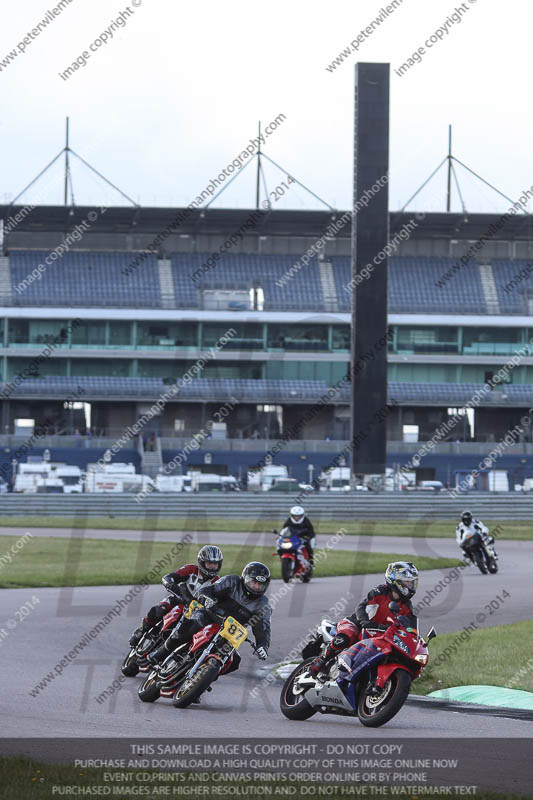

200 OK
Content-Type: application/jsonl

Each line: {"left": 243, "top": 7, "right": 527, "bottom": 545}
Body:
{"left": 2, "top": 206, "right": 532, "bottom": 242}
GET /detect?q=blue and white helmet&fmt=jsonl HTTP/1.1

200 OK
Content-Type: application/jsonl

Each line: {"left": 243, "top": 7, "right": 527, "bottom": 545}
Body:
{"left": 385, "top": 561, "right": 419, "bottom": 599}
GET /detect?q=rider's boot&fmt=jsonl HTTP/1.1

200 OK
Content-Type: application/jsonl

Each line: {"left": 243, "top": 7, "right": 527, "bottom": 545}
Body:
{"left": 147, "top": 618, "right": 200, "bottom": 666}
{"left": 129, "top": 619, "right": 149, "bottom": 647}
{"left": 308, "top": 633, "right": 350, "bottom": 677}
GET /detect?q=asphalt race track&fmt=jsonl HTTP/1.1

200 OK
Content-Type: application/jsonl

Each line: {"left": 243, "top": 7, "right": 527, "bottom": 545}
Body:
{"left": 1, "top": 527, "right": 531, "bottom": 743}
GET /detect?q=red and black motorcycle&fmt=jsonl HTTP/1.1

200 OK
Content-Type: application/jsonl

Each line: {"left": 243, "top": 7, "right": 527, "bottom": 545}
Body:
{"left": 137, "top": 600, "right": 251, "bottom": 706}
{"left": 273, "top": 526, "right": 312, "bottom": 583}
{"left": 121, "top": 583, "right": 185, "bottom": 678}
{"left": 281, "top": 602, "right": 436, "bottom": 728}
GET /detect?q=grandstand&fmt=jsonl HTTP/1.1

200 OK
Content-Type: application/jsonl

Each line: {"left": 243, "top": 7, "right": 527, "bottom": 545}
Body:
{"left": 1, "top": 203, "right": 533, "bottom": 486}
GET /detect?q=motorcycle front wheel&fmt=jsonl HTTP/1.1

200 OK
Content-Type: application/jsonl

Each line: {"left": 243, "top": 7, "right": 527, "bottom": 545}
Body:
{"left": 357, "top": 669, "right": 411, "bottom": 727}
{"left": 474, "top": 549, "right": 488, "bottom": 574}
{"left": 280, "top": 659, "right": 317, "bottom": 721}
{"left": 121, "top": 648, "right": 140, "bottom": 677}
{"left": 487, "top": 557, "right": 498, "bottom": 574}
{"left": 138, "top": 670, "right": 160, "bottom": 702}
{"left": 172, "top": 657, "right": 220, "bottom": 709}
{"left": 281, "top": 558, "right": 294, "bottom": 583}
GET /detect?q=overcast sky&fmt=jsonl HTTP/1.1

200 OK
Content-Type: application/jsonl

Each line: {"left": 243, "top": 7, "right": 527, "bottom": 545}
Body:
{"left": 1, "top": 0, "right": 530, "bottom": 215}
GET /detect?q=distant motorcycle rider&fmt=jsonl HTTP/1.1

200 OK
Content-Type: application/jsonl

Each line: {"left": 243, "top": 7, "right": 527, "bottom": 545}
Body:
{"left": 147, "top": 562, "right": 272, "bottom": 668}
{"left": 128, "top": 545, "right": 223, "bottom": 647}
{"left": 456, "top": 510, "right": 493, "bottom": 563}
{"left": 282, "top": 505, "right": 316, "bottom": 567}
{"left": 308, "top": 561, "right": 419, "bottom": 677}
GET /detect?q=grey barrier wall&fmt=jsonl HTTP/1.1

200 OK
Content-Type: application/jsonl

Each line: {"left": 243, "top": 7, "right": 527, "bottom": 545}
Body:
{"left": 1, "top": 493, "right": 533, "bottom": 519}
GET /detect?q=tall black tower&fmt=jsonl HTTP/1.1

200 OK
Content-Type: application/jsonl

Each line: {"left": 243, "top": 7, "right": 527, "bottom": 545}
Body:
{"left": 350, "top": 62, "right": 390, "bottom": 478}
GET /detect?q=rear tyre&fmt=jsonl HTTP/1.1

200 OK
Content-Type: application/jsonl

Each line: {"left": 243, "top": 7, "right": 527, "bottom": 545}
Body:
{"left": 138, "top": 670, "right": 160, "bottom": 702}
{"left": 172, "top": 658, "right": 220, "bottom": 709}
{"left": 280, "top": 659, "right": 317, "bottom": 720}
{"left": 281, "top": 558, "right": 294, "bottom": 583}
{"left": 121, "top": 649, "right": 140, "bottom": 677}
{"left": 358, "top": 669, "right": 411, "bottom": 728}
{"left": 302, "top": 567, "right": 313, "bottom": 584}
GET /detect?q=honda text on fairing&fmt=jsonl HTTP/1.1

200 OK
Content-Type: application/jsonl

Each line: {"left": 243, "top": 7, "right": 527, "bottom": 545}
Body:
{"left": 273, "top": 526, "right": 313, "bottom": 583}
{"left": 280, "top": 603, "right": 437, "bottom": 728}
{"left": 456, "top": 511, "right": 499, "bottom": 575}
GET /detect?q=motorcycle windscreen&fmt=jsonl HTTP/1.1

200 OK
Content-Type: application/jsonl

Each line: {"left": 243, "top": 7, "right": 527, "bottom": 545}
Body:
{"left": 338, "top": 640, "right": 383, "bottom": 678}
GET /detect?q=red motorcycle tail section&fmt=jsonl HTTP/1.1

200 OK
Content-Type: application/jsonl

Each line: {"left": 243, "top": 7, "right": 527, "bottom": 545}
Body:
{"left": 162, "top": 605, "right": 185, "bottom": 632}
{"left": 190, "top": 624, "right": 220, "bottom": 653}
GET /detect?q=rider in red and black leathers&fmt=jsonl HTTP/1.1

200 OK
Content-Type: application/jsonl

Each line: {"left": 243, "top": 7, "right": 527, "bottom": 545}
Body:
{"left": 309, "top": 561, "right": 419, "bottom": 676}
{"left": 129, "top": 546, "right": 223, "bottom": 646}
{"left": 148, "top": 562, "right": 272, "bottom": 669}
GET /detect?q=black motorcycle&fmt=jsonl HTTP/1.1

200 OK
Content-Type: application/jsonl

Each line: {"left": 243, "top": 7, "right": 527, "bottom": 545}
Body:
{"left": 462, "top": 529, "right": 498, "bottom": 575}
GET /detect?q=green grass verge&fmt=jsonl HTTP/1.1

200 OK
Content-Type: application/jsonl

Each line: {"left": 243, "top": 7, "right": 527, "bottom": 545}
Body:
{"left": 0, "top": 535, "right": 461, "bottom": 589}
{"left": 1, "top": 757, "right": 531, "bottom": 800}
{"left": 0, "top": 516, "right": 531, "bottom": 539}
{"left": 414, "top": 619, "right": 533, "bottom": 695}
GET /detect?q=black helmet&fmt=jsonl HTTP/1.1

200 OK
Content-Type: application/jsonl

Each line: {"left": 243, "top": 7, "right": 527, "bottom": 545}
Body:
{"left": 197, "top": 545, "right": 223, "bottom": 578}
{"left": 385, "top": 561, "right": 419, "bottom": 600}
{"left": 461, "top": 510, "right": 473, "bottom": 526}
{"left": 241, "top": 562, "right": 270, "bottom": 596}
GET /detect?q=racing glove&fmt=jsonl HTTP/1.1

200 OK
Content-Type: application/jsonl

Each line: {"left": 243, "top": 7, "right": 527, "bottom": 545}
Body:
{"left": 199, "top": 595, "right": 217, "bottom": 609}
{"left": 255, "top": 646, "right": 268, "bottom": 660}
{"left": 360, "top": 620, "right": 388, "bottom": 631}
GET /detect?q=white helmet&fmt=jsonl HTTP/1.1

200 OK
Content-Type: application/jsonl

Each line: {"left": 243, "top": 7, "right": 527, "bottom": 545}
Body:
{"left": 289, "top": 505, "right": 305, "bottom": 525}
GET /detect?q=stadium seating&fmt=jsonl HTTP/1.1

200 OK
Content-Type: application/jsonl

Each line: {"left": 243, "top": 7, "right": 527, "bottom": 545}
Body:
{"left": 332, "top": 257, "right": 487, "bottom": 314}
{"left": 7, "top": 250, "right": 532, "bottom": 315}
{"left": 491, "top": 260, "right": 531, "bottom": 314}
{"left": 171, "top": 253, "right": 326, "bottom": 311}
{"left": 5, "top": 376, "right": 531, "bottom": 407}
{"left": 10, "top": 251, "right": 161, "bottom": 307}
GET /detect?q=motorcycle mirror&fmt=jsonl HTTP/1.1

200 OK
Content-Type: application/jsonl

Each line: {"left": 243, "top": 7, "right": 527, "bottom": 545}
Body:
{"left": 426, "top": 626, "right": 437, "bottom": 643}
{"left": 388, "top": 601, "right": 401, "bottom": 614}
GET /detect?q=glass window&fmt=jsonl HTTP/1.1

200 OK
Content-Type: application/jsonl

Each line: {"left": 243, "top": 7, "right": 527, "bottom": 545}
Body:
{"left": 7, "top": 357, "right": 67, "bottom": 378}
{"left": 332, "top": 325, "right": 350, "bottom": 351}
{"left": 462, "top": 327, "right": 522, "bottom": 356}
{"left": 109, "top": 321, "right": 132, "bottom": 347}
{"left": 267, "top": 324, "right": 329, "bottom": 351}
{"left": 137, "top": 322, "right": 196, "bottom": 348}
{"left": 71, "top": 359, "right": 130, "bottom": 377}
{"left": 71, "top": 321, "right": 106, "bottom": 347}
{"left": 8, "top": 319, "right": 71, "bottom": 347}
{"left": 138, "top": 361, "right": 184, "bottom": 379}
{"left": 202, "top": 361, "right": 262, "bottom": 379}
{"left": 396, "top": 327, "right": 459, "bottom": 354}
{"left": 202, "top": 323, "right": 263, "bottom": 350}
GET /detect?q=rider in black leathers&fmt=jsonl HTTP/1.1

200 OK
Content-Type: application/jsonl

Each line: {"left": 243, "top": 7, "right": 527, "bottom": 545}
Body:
{"left": 147, "top": 562, "right": 272, "bottom": 670}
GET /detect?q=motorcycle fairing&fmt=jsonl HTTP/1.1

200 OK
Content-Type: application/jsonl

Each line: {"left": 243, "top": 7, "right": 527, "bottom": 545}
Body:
{"left": 336, "top": 640, "right": 385, "bottom": 710}
{"left": 190, "top": 623, "right": 220, "bottom": 653}
{"left": 162, "top": 604, "right": 185, "bottom": 632}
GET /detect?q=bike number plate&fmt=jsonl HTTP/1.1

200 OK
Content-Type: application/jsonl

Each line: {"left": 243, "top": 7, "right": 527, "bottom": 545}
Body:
{"left": 220, "top": 617, "right": 248, "bottom": 649}
{"left": 186, "top": 599, "right": 202, "bottom": 619}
